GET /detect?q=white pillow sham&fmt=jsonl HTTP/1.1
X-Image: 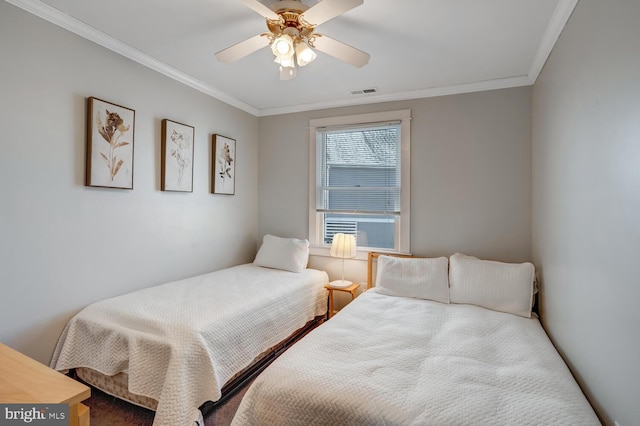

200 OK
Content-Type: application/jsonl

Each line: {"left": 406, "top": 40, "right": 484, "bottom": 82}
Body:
{"left": 253, "top": 234, "right": 310, "bottom": 273}
{"left": 449, "top": 253, "right": 535, "bottom": 318}
{"left": 375, "top": 255, "right": 450, "bottom": 303}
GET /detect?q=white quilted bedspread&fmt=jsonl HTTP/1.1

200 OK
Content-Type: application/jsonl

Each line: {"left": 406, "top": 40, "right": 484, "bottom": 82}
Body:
{"left": 232, "top": 290, "right": 600, "bottom": 426}
{"left": 50, "top": 264, "right": 328, "bottom": 426}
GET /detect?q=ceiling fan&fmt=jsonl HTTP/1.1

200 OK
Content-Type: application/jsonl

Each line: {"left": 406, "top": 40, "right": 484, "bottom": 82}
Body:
{"left": 215, "top": 0, "right": 370, "bottom": 80}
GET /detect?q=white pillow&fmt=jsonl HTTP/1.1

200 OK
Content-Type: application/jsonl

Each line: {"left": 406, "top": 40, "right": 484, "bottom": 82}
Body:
{"left": 253, "top": 234, "right": 310, "bottom": 273}
{"left": 375, "top": 255, "right": 450, "bottom": 303}
{"left": 449, "top": 253, "right": 535, "bottom": 318}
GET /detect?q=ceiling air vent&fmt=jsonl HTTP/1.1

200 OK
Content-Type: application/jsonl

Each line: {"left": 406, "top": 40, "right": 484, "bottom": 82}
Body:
{"left": 350, "top": 87, "right": 379, "bottom": 95}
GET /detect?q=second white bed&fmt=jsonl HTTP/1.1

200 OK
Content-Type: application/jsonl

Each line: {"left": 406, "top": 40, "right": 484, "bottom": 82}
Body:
{"left": 51, "top": 263, "right": 328, "bottom": 426}
{"left": 232, "top": 288, "right": 600, "bottom": 425}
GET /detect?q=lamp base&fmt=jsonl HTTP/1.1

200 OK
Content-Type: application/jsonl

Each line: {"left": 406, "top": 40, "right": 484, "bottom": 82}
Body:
{"left": 329, "top": 279, "right": 353, "bottom": 288}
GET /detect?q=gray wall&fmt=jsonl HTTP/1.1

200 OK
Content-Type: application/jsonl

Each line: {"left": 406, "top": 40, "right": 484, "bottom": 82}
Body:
{"left": 258, "top": 88, "right": 532, "bottom": 284}
{"left": 0, "top": 2, "right": 259, "bottom": 365}
{"left": 532, "top": 1, "right": 640, "bottom": 425}
{"left": 6, "top": 0, "right": 633, "bottom": 423}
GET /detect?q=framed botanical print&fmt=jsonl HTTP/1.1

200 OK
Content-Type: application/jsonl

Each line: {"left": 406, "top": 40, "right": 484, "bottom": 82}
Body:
{"left": 86, "top": 97, "right": 135, "bottom": 189}
{"left": 161, "top": 119, "right": 194, "bottom": 192}
{"left": 211, "top": 134, "right": 236, "bottom": 195}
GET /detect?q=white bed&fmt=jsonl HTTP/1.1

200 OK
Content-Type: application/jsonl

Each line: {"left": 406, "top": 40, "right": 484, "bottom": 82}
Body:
{"left": 50, "top": 236, "right": 329, "bottom": 426}
{"left": 232, "top": 253, "right": 600, "bottom": 426}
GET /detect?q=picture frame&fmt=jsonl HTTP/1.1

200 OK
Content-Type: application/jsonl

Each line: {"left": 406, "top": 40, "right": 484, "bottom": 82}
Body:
{"left": 86, "top": 97, "right": 135, "bottom": 189}
{"left": 211, "top": 134, "right": 236, "bottom": 195}
{"left": 161, "top": 119, "right": 195, "bottom": 192}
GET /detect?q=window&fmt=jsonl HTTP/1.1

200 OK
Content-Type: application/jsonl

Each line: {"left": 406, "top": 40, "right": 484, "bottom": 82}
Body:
{"left": 309, "top": 110, "right": 411, "bottom": 257}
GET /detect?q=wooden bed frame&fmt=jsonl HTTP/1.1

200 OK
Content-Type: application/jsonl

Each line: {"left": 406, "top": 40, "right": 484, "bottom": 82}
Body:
{"left": 367, "top": 251, "right": 415, "bottom": 289}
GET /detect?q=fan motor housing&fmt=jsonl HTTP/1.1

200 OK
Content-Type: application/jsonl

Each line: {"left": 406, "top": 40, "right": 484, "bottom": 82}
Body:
{"left": 267, "top": 0, "right": 315, "bottom": 39}
{"left": 269, "top": 0, "right": 309, "bottom": 14}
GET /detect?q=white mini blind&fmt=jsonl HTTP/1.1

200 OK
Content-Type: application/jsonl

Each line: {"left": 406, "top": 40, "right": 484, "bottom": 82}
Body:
{"left": 315, "top": 123, "right": 401, "bottom": 249}
{"left": 316, "top": 123, "right": 400, "bottom": 213}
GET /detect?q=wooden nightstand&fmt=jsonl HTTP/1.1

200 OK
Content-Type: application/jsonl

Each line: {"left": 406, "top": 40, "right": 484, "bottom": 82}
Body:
{"left": 324, "top": 283, "right": 360, "bottom": 318}
{"left": 0, "top": 342, "right": 91, "bottom": 426}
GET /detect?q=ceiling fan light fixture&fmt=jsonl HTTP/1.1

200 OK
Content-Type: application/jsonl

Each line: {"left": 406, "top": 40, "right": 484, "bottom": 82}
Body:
{"left": 274, "top": 54, "right": 295, "bottom": 68}
{"left": 279, "top": 64, "right": 297, "bottom": 80}
{"left": 272, "top": 34, "right": 294, "bottom": 57}
{"left": 216, "top": 0, "right": 370, "bottom": 80}
{"left": 295, "top": 42, "right": 317, "bottom": 66}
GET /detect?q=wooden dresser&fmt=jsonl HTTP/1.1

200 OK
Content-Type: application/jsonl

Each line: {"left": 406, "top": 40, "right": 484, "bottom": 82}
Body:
{"left": 0, "top": 342, "right": 90, "bottom": 426}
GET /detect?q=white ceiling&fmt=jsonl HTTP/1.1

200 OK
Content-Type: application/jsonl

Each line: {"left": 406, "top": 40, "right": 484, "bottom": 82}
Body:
{"left": 8, "top": 0, "right": 577, "bottom": 116}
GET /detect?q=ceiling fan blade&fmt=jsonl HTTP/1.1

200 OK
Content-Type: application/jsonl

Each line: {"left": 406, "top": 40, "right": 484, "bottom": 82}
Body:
{"left": 312, "top": 35, "right": 370, "bottom": 68}
{"left": 239, "top": 0, "right": 281, "bottom": 21}
{"left": 215, "top": 34, "right": 270, "bottom": 64}
{"left": 301, "top": 0, "right": 363, "bottom": 26}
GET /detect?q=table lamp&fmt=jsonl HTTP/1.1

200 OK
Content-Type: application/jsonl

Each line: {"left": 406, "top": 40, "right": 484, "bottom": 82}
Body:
{"left": 329, "top": 233, "right": 356, "bottom": 288}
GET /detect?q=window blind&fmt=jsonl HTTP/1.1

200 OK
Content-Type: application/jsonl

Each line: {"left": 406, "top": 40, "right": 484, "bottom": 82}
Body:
{"left": 315, "top": 123, "right": 401, "bottom": 249}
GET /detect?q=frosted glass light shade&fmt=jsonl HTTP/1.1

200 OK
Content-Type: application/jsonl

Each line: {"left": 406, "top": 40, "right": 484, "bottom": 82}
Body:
{"left": 271, "top": 35, "right": 294, "bottom": 58}
{"left": 295, "top": 42, "right": 317, "bottom": 66}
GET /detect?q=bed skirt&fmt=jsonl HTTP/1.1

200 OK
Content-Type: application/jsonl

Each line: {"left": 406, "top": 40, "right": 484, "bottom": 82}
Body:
{"left": 73, "top": 314, "right": 325, "bottom": 414}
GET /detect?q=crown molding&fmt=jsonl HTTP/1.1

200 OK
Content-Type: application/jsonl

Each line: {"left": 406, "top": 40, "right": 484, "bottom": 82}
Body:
{"left": 527, "top": 0, "right": 578, "bottom": 83}
{"left": 259, "top": 0, "right": 578, "bottom": 117}
{"left": 5, "top": 0, "right": 260, "bottom": 116}
{"left": 7, "top": 0, "right": 576, "bottom": 118}
{"left": 256, "top": 75, "right": 533, "bottom": 117}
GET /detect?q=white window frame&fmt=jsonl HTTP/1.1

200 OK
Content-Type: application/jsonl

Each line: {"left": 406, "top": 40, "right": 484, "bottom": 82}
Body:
{"left": 308, "top": 110, "right": 411, "bottom": 259}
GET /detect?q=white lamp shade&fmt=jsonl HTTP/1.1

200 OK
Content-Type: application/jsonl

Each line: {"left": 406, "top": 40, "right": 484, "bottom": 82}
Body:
{"left": 330, "top": 233, "right": 356, "bottom": 259}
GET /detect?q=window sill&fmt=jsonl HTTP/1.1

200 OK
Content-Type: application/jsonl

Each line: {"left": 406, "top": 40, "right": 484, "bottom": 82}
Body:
{"left": 309, "top": 246, "right": 406, "bottom": 261}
